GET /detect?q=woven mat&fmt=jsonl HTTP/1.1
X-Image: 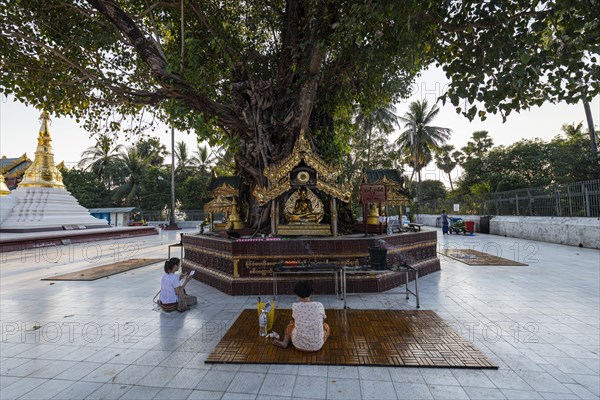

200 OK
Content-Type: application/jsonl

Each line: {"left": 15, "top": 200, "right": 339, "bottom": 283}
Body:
{"left": 206, "top": 309, "right": 497, "bottom": 368}
{"left": 440, "top": 249, "right": 528, "bottom": 266}
{"left": 42, "top": 258, "right": 163, "bottom": 281}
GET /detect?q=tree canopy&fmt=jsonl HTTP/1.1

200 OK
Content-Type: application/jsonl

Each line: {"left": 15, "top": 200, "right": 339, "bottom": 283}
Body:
{"left": 2, "top": 0, "right": 598, "bottom": 225}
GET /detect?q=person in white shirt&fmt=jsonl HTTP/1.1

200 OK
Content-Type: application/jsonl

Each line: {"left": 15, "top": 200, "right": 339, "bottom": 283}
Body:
{"left": 272, "top": 281, "right": 330, "bottom": 351}
{"left": 158, "top": 257, "right": 194, "bottom": 312}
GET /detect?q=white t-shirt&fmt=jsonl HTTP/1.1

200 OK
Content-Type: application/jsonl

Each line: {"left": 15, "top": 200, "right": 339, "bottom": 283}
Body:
{"left": 160, "top": 273, "right": 181, "bottom": 304}
{"left": 291, "top": 301, "right": 326, "bottom": 351}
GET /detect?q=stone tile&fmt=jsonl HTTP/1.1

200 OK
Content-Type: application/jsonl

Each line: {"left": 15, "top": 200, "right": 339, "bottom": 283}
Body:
{"left": 152, "top": 387, "right": 193, "bottom": 399}
{"left": 52, "top": 381, "right": 103, "bottom": 399}
{"left": 268, "top": 364, "right": 299, "bottom": 375}
{"left": 0, "top": 376, "right": 20, "bottom": 389}
{"left": 420, "top": 369, "right": 460, "bottom": 386}
{"left": 221, "top": 393, "right": 257, "bottom": 400}
{"left": 54, "top": 361, "right": 102, "bottom": 381}
{"left": 13, "top": 378, "right": 74, "bottom": 400}
{"left": 519, "top": 371, "right": 572, "bottom": 394}
{"left": 0, "top": 358, "right": 31, "bottom": 375}
{"left": 86, "top": 382, "right": 131, "bottom": 399}
{"left": 326, "top": 377, "right": 361, "bottom": 400}
{"left": 451, "top": 369, "right": 496, "bottom": 388}
{"left": 226, "top": 372, "right": 266, "bottom": 394}
{"left": 485, "top": 370, "right": 534, "bottom": 391}
{"left": 165, "top": 367, "right": 207, "bottom": 389}
{"left": 80, "top": 363, "right": 128, "bottom": 383}
{"left": 195, "top": 370, "right": 237, "bottom": 392}
{"left": 111, "top": 364, "right": 154, "bottom": 385}
{"left": 132, "top": 350, "right": 171, "bottom": 366}
{"left": 238, "top": 364, "right": 270, "bottom": 373}
{"left": 428, "top": 384, "right": 470, "bottom": 400}
{"left": 3, "top": 359, "right": 53, "bottom": 377}
{"left": 499, "top": 389, "right": 543, "bottom": 399}
{"left": 297, "top": 365, "right": 328, "bottom": 377}
{"left": 538, "top": 392, "right": 580, "bottom": 399}
{"left": 158, "top": 351, "right": 196, "bottom": 367}
{"left": 393, "top": 382, "right": 433, "bottom": 400}
{"left": 0, "top": 377, "right": 47, "bottom": 399}
{"left": 292, "top": 375, "right": 327, "bottom": 399}
{"left": 187, "top": 389, "right": 224, "bottom": 399}
{"left": 361, "top": 379, "right": 396, "bottom": 400}
{"left": 119, "top": 385, "right": 162, "bottom": 399}
{"left": 568, "top": 373, "right": 600, "bottom": 396}
{"left": 28, "top": 360, "right": 78, "bottom": 379}
{"left": 463, "top": 386, "right": 507, "bottom": 399}
{"left": 389, "top": 368, "right": 425, "bottom": 384}
{"left": 136, "top": 366, "right": 181, "bottom": 388}
{"left": 258, "top": 373, "right": 296, "bottom": 397}
{"left": 358, "top": 366, "right": 391, "bottom": 381}
{"left": 327, "top": 366, "right": 359, "bottom": 379}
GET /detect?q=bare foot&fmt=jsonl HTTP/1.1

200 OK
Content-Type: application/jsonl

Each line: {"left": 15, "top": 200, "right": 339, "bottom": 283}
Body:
{"left": 272, "top": 339, "right": 289, "bottom": 348}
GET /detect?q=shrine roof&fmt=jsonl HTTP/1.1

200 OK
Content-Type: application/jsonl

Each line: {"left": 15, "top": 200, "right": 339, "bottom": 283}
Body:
{"left": 209, "top": 176, "right": 241, "bottom": 191}
{"left": 364, "top": 169, "right": 405, "bottom": 185}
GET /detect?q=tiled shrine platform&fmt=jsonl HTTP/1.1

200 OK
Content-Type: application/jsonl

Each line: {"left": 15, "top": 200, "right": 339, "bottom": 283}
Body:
{"left": 182, "top": 230, "right": 440, "bottom": 295}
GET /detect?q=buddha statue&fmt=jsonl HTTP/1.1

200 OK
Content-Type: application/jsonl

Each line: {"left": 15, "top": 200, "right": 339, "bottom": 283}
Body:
{"left": 366, "top": 203, "right": 381, "bottom": 225}
{"left": 290, "top": 188, "right": 318, "bottom": 222}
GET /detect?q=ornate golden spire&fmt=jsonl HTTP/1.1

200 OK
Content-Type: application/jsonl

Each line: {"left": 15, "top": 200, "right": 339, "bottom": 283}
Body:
{"left": 19, "top": 112, "right": 65, "bottom": 188}
{"left": 0, "top": 174, "right": 10, "bottom": 195}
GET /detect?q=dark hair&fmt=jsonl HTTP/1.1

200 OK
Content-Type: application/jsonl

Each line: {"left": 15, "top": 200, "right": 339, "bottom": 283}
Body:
{"left": 442, "top": 210, "right": 446, "bottom": 213}
{"left": 294, "top": 281, "right": 313, "bottom": 298}
{"left": 164, "top": 257, "right": 181, "bottom": 273}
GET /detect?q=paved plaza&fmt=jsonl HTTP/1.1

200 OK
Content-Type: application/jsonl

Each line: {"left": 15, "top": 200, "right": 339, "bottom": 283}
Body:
{"left": 1, "top": 229, "right": 598, "bottom": 399}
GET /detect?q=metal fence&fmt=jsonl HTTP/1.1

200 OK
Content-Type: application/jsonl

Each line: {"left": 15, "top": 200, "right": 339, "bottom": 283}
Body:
{"left": 141, "top": 210, "right": 208, "bottom": 222}
{"left": 419, "top": 180, "right": 600, "bottom": 217}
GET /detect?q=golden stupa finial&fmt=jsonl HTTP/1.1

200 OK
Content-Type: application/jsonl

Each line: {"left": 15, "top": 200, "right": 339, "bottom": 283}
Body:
{"left": 19, "top": 111, "right": 65, "bottom": 189}
{"left": 0, "top": 174, "right": 11, "bottom": 196}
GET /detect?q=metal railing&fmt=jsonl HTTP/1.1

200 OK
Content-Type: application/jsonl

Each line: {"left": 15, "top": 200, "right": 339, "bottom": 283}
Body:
{"left": 141, "top": 210, "right": 208, "bottom": 222}
{"left": 419, "top": 180, "right": 600, "bottom": 217}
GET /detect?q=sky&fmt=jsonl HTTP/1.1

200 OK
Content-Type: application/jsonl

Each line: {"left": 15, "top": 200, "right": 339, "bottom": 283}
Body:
{"left": 1, "top": 65, "right": 598, "bottom": 181}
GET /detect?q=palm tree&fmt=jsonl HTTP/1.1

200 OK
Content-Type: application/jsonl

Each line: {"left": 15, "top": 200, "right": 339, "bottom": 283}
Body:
{"left": 112, "top": 146, "right": 150, "bottom": 206}
{"left": 355, "top": 104, "right": 400, "bottom": 169}
{"left": 462, "top": 130, "right": 494, "bottom": 160}
{"left": 435, "top": 144, "right": 458, "bottom": 190}
{"left": 175, "top": 141, "right": 193, "bottom": 171}
{"left": 397, "top": 99, "right": 452, "bottom": 204}
{"left": 78, "top": 134, "right": 123, "bottom": 189}
{"left": 191, "top": 143, "right": 216, "bottom": 171}
{"left": 561, "top": 122, "right": 585, "bottom": 140}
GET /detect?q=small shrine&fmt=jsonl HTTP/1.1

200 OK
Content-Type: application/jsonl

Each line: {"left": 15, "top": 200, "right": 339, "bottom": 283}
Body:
{"left": 203, "top": 175, "right": 245, "bottom": 231}
{"left": 363, "top": 169, "right": 410, "bottom": 221}
{"left": 0, "top": 154, "right": 32, "bottom": 189}
{"left": 254, "top": 131, "right": 350, "bottom": 236}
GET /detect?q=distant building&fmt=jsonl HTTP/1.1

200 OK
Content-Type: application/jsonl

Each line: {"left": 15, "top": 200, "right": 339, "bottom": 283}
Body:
{"left": 0, "top": 154, "right": 32, "bottom": 189}
{"left": 88, "top": 207, "right": 139, "bottom": 227}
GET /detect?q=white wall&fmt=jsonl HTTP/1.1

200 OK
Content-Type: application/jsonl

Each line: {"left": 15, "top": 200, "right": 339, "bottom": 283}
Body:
{"left": 490, "top": 216, "right": 600, "bottom": 249}
{"left": 415, "top": 214, "right": 600, "bottom": 249}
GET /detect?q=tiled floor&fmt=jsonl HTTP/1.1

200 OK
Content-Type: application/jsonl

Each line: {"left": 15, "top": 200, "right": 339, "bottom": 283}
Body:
{"left": 1, "top": 229, "right": 599, "bottom": 399}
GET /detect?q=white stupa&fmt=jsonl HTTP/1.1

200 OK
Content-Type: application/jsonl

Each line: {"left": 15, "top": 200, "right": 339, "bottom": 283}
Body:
{"left": 0, "top": 112, "right": 109, "bottom": 233}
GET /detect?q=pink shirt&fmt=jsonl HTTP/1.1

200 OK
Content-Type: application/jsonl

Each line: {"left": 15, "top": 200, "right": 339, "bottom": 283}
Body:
{"left": 291, "top": 301, "right": 326, "bottom": 351}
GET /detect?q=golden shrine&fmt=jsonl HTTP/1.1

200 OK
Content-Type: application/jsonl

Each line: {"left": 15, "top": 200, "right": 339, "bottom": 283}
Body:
{"left": 254, "top": 131, "right": 351, "bottom": 236}
{"left": 363, "top": 169, "right": 410, "bottom": 218}
{"left": 203, "top": 175, "right": 245, "bottom": 230}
